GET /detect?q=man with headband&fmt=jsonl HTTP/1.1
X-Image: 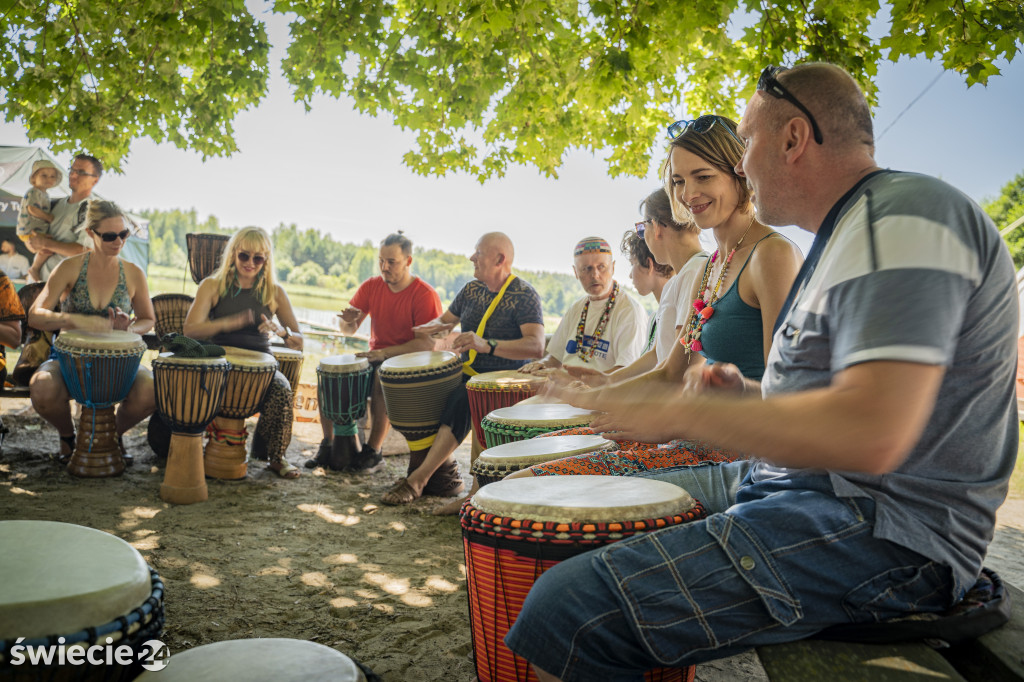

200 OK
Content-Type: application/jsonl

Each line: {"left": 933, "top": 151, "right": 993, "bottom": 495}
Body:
{"left": 521, "top": 236, "right": 647, "bottom": 375}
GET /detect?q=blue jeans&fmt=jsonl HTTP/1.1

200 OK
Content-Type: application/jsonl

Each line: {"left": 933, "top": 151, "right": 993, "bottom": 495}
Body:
{"left": 504, "top": 461, "right": 954, "bottom": 681}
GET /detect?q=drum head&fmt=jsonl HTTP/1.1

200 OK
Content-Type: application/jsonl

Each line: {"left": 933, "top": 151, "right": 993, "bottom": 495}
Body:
{"left": 54, "top": 329, "right": 146, "bottom": 352}
{"left": 222, "top": 347, "right": 276, "bottom": 368}
{"left": 271, "top": 347, "right": 303, "bottom": 360}
{"left": 477, "top": 434, "right": 611, "bottom": 466}
{"left": 380, "top": 350, "right": 459, "bottom": 372}
{"left": 0, "top": 521, "right": 151, "bottom": 639}
{"left": 319, "top": 354, "right": 369, "bottom": 374}
{"left": 486, "top": 403, "right": 596, "bottom": 427}
{"left": 134, "top": 638, "right": 367, "bottom": 682}
{"left": 471, "top": 476, "right": 694, "bottom": 523}
{"left": 467, "top": 370, "right": 546, "bottom": 390}
{"left": 153, "top": 352, "right": 230, "bottom": 367}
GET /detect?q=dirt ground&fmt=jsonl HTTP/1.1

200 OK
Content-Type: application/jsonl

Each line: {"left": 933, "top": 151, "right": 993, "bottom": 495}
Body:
{"left": 1, "top": 398, "right": 1021, "bottom": 681}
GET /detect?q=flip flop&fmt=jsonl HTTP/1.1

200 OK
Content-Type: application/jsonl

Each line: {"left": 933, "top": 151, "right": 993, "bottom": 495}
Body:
{"left": 269, "top": 460, "right": 300, "bottom": 479}
{"left": 381, "top": 478, "right": 421, "bottom": 505}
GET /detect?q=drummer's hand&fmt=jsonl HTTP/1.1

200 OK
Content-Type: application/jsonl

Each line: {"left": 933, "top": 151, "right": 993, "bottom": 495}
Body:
{"left": 563, "top": 365, "right": 610, "bottom": 387}
{"left": 357, "top": 349, "right": 387, "bottom": 363}
{"left": 585, "top": 381, "right": 688, "bottom": 444}
{"left": 284, "top": 333, "right": 303, "bottom": 351}
{"left": 518, "top": 361, "right": 549, "bottom": 375}
{"left": 259, "top": 313, "right": 288, "bottom": 339}
{"left": 451, "top": 332, "right": 485, "bottom": 355}
{"left": 70, "top": 313, "right": 113, "bottom": 332}
{"left": 224, "top": 309, "right": 255, "bottom": 332}
{"left": 682, "top": 362, "right": 744, "bottom": 395}
{"left": 108, "top": 307, "right": 133, "bottom": 331}
{"left": 338, "top": 306, "right": 361, "bottom": 325}
{"left": 413, "top": 320, "right": 455, "bottom": 339}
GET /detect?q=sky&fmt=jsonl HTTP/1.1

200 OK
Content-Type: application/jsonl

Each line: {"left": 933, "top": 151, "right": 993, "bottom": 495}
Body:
{"left": 2, "top": 9, "right": 1023, "bottom": 276}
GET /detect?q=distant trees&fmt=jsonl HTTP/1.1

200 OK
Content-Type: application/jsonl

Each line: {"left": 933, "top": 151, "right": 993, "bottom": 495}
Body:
{"left": 985, "top": 169, "right": 1024, "bottom": 268}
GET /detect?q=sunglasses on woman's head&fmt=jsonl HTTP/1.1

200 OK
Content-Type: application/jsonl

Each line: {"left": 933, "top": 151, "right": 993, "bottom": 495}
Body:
{"left": 667, "top": 114, "right": 744, "bottom": 146}
{"left": 97, "top": 229, "right": 130, "bottom": 242}
{"left": 237, "top": 252, "right": 266, "bottom": 265}
{"left": 634, "top": 220, "right": 651, "bottom": 239}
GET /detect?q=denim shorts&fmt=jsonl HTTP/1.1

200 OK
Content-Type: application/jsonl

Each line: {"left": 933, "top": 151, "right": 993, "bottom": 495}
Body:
{"left": 504, "top": 461, "right": 954, "bottom": 681}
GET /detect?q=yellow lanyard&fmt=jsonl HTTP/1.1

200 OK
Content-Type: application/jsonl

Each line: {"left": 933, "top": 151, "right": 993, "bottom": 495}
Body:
{"left": 463, "top": 274, "right": 516, "bottom": 376}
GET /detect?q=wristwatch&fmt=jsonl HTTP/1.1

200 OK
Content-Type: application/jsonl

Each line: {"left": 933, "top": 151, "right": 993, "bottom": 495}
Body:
{"left": 486, "top": 339, "right": 498, "bottom": 355}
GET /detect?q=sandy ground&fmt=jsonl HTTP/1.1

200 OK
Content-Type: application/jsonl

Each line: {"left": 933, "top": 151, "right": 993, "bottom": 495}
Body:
{"left": 1, "top": 398, "right": 1021, "bottom": 681}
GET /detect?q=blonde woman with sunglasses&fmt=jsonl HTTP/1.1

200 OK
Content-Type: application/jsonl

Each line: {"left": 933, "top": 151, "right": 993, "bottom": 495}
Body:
{"left": 28, "top": 200, "right": 156, "bottom": 465}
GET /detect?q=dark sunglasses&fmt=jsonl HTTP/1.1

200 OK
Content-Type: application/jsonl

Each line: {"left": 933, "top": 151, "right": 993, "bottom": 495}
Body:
{"left": 757, "top": 66, "right": 824, "bottom": 144}
{"left": 96, "top": 229, "right": 130, "bottom": 242}
{"left": 237, "top": 252, "right": 266, "bottom": 265}
{"left": 667, "top": 114, "right": 743, "bottom": 146}
{"left": 634, "top": 220, "right": 651, "bottom": 239}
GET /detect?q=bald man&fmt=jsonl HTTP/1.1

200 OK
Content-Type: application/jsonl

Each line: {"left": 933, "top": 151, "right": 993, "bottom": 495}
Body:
{"left": 507, "top": 63, "right": 1018, "bottom": 680}
{"left": 381, "top": 232, "right": 545, "bottom": 505}
{"left": 521, "top": 236, "right": 647, "bottom": 374}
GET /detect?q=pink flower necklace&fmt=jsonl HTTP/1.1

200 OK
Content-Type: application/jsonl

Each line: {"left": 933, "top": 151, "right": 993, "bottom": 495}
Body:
{"left": 681, "top": 216, "right": 755, "bottom": 356}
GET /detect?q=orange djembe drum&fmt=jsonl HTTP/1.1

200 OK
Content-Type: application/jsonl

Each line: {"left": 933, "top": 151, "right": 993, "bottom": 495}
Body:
{"left": 203, "top": 348, "right": 276, "bottom": 480}
{"left": 153, "top": 353, "right": 230, "bottom": 504}
{"left": 461, "top": 476, "right": 705, "bottom": 682}
{"left": 53, "top": 331, "right": 147, "bottom": 478}
{"left": 466, "top": 370, "right": 548, "bottom": 450}
{"left": 470, "top": 434, "right": 612, "bottom": 487}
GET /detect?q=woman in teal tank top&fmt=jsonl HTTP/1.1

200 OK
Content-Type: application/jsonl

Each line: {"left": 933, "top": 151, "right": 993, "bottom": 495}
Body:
{"left": 28, "top": 201, "right": 156, "bottom": 464}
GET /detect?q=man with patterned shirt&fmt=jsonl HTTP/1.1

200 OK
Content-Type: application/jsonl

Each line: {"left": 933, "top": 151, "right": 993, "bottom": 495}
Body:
{"left": 381, "top": 231, "right": 545, "bottom": 506}
{"left": 507, "top": 63, "right": 1018, "bottom": 680}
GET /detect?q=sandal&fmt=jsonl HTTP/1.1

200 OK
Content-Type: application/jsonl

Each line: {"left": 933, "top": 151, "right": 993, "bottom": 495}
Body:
{"left": 422, "top": 459, "right": 465, "bottom": 497}
{"left": 269, "top": 460, "right": 300, "bottom": 479}
{"left": 381, "top": 478, "right": 422, "bottom": 505}
{"left": 57, "top": 433, "right": 76, "bottom": 464}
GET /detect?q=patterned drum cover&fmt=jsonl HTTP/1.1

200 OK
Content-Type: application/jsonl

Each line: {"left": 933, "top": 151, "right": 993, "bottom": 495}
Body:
{"left": 53, "top": 330, "right": 147, "bottom": 408}
{"left": 461, "top": 476, "right": 703, "bottom": 682}
{"left": 466, "top": 370, "right": 548, "bottom": 448}
{"left": 480, "top": 403, "right": 597, "bottom": 449}
{"left": 378, "top": 351, "right": 463, "bottom": 451}
{"left": 185, "top": 232, "right": 230, "bottom": 284}
{"left": 470, "top": 434, "right": 612, "bottom": 486}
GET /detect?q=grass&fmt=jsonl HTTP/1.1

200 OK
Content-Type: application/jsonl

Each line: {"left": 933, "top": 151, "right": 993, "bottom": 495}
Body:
{"left": 1011, "top": 421, "right": 1024, "bottom": 497}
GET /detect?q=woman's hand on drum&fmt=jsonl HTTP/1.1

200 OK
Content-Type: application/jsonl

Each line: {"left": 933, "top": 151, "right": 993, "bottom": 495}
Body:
{"left": 222, "top": 309, "right": 255, "bottom": 333}
{"left": 682, "top": 362, "right": 745, "bottom": 395}
{"left": 108, "top": 307, "right": 134, "bottom": 332}
{"left": 259, "top": 313, "right": 286, "bottom": 339}
{"left": 67, "top": 312, "right": 113, "bottom": 333}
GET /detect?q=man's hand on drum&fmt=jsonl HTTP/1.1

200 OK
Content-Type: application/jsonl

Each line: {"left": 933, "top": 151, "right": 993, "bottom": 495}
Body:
{"left": 587, "top": 381, "right": 690, "bottom": 444}
{"left": 518, "top": 360, "right": 550, "bottom": 375}
{"left": 451, "top": 331, "right": 486, "bottom": 355}
{"left": 412, "top": 319, "right": 456, "bottom": 340}
{"left": 357, "top": 349, "right": 387, "bottom": 363}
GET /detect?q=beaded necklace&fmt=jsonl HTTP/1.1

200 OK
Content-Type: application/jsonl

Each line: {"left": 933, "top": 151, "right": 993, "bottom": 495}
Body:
{"left": 681, "top": 217, "right": 755, "bottom": 356}
{"left": 575, "top": 281, "right": 618, "bottom": 362}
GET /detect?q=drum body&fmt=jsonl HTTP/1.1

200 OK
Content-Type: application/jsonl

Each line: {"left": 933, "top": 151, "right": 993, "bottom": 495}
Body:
{"left": 317, "top": 355, "right": 372, "bottom": 436}
{"left": 204, "top": 347, "right": 277, "bottom": 480}
{"left": 53, "top": 331, "right": 147, "bottom": 478}
{"left": 271, "top": 346, "right": 304, "bottom": 392}
{"left": 466, "top": 371, "right": 547, "bottom": 449}
{"left": 151, "top": 294, "right": 194, "bottom": 340}
{"left": 185, "top": 232, "right": 230, "bottom": 284}
{"left": 378, "top": 351, "right": 463, "bottom": 452}
{"left": 461, "top": 477, "right": 705, "bottom": 682}
{"left": 153, "top": 354, "right": 231, "bottom": 504}
{"left": 470, "top": 434, "right": 612, "bottom": 486}
{"left": 0, "top": 521, "right": 165, "bottom": 682}
{"left": 134, "top": 638, "right": 369, "bottom": 682}
{"left": 480, "top": 403, "right": 596, "bottom": 448}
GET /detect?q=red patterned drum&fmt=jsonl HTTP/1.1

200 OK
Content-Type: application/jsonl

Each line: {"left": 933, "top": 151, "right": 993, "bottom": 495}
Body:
{"left": 466, "top": 370, "right": 547, "bottom": 448}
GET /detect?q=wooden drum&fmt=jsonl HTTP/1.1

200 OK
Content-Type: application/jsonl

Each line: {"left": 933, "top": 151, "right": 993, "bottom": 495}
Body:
{"left": 152, "top": 354, "right": 231, "bottom": 504}
{"left": 53, "top": 330, "right": 147, "bottom": 478}
{"left": 271, "top": 346, "right": 304, "bottom": 392}
{"left": 480, "top": 403, "right": 596, "bottom": 449}
{"left": 466, "top": 370, "right": 547, "bottom": 450}
{"left": 0, "top": 521, "right": 166, "bottom": 681}
{"left": 378, "top": 351, "right": 463, "bottom": 455}
{"left": 461, "top": 476, "right": 705, "bottom": 682}
{"left": 150, "top": 294, "right": 194, "bottom": 340}
{"left": 203, "top": 347, "right": 276, "bottom": 480}
{"left": 470, "top": 434, "right": 612, "bottom": 486}
{"left": 135, "top": 638, "right": 370, "bottom": 682}
{"left": 185, "top": 233, "right": 230, "bottom": 284}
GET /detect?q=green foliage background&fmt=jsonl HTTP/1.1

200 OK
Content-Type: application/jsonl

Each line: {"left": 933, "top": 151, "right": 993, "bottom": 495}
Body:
{"left": 986, "top": 169, "right": 1024, "bottom": 269}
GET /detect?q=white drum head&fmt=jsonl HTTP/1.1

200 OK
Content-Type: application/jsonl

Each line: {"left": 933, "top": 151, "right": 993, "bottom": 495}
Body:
{"left": 153, "top": 352, "right": 230, "bottom": 367}
{"left": 271, "top": 347, "right": 303, "bottom": 360}
{"left": 477, "top": 434, "right": 611, "bottom": 466}
{"left": 0, "top": 521, "right": 151, "bottom": 639}
{"left": 319, "top": 354, "right": 370, "bottom": 374}
{"left": 486, "top": 403, "right": 597, "bottom": 427}
{"left": 135, "top": 638, "right": 366, "bottom": 681}
{"left": 380, "top": 350, "right": 459, "bottom": 372}
{"left": 222, "top": 347, "right": 276, "bottom": 368}
{"left": 467, "top": 370, "right": 546, "bottom": 390}
{"left": 471, "top": 476, "right": 694, "bottom": 523}
{"left": 55, "top": 330, "right": 146, "bottom": 352}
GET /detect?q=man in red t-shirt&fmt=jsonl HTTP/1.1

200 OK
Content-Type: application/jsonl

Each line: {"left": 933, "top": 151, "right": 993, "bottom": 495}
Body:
{"left": 306, "top": 232, "right": 443, "bottom": 473}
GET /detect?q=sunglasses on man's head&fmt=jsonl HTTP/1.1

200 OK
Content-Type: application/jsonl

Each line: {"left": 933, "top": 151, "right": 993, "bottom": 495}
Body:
{"left": 238, "top": 252, "right": 266, "bottom": 265}
{"left": 757, "top": 66, "right": 824, "bottom": 145}
{"left": 97, "top": 229, "right": 130, "bottom": 242}
{"left": 667, "top": 114, "right": 744, "bottom": 146}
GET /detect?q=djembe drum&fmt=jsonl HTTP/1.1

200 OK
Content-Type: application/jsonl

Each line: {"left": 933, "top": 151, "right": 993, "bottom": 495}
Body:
{"left": 470, "top": 434, "right": 612, "bottom": 486}
{"left": 203, "top": 348, "right": 277, "bottom": 480}
{"left": 317, "top": 355, "right": 373, "bottom": 470}
{"left": 134, "top": 638, "right": 371, "bottom": 682}
{"left": 480, "top": 403, "right": 597, "bottom": 449}
{"left": 53, "top": 330, "right": 147, "bottom": 477}
{"left": 461, "top": 476, "right": 705, "bottom": 682}
{"left": 185, "top": 233, "right": 230, "bottom": 284}
{"left": 466, "top": 370, "right": 547, "bottom": 450}
{"left": 378, "top": 351, "right": 463, "bottom": 455}
{"left": 0, "top": 521, "right": 166, "bottom": 681}
{"left": 272, "top": 346, "right": 304, "bottom": 391}
{"left": 151, "top": 293, "right": 194, "bottom": 339}
{"left": 153, "top": 353, "right": 231, "bottom": 504}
